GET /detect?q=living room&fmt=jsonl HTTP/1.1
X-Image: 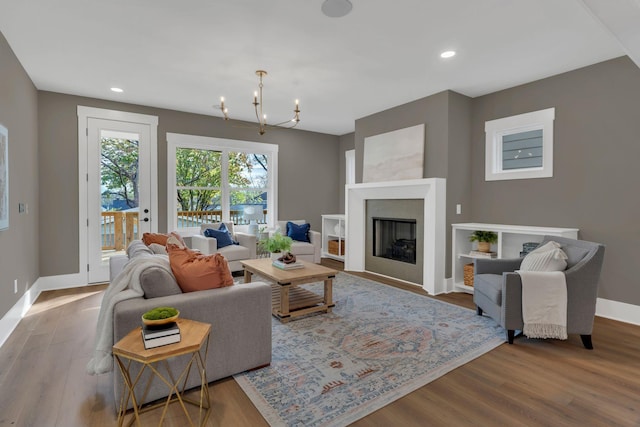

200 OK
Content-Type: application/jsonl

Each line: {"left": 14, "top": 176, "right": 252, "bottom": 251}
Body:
{"left": 1, "top": 1, "right": 640, "bottom": 426}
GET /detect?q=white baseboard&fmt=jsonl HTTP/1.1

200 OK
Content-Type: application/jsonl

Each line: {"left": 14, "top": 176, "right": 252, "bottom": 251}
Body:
{"left": 0, "top": 273, "right": 89, "bottom": 348}
{"left": 596, "top": 297, "right": 640, "bottom": 326}
{"left": 2, "top": 275, "right": 638, "bottom": 349}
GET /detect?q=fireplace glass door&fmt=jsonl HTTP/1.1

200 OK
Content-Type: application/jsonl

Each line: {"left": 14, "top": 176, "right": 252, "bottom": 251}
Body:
{"left": 373, "top": 217, "right": 417, "bottom": 264}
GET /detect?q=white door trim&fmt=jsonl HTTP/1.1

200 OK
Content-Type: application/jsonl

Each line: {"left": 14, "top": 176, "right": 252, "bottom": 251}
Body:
{"left": 77, "top": 106, "right": 158, "bottom": 283}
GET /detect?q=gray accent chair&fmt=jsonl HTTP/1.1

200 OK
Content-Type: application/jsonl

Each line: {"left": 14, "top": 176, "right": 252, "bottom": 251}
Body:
{"left": 473, "top": 235, "right": 605, "bottom": 349}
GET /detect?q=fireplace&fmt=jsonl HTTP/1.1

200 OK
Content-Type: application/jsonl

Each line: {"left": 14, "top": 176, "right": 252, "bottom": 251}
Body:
{"left": 345, "top": 178, "right": 447, "bottom": 295}
{"left": 365, "top": 199, "right": 423, "bottom": 284}
{"left": 373, "top": 217, "right": 417, "bottom": 264}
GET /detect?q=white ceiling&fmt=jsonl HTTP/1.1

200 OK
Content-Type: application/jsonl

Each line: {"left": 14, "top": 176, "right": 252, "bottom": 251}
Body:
{"left": 0, "top": 0, "right": 636, "bottom": 136}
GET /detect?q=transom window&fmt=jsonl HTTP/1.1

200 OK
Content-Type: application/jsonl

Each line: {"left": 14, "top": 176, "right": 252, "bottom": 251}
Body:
{"left": 167, "top": 134, "right": 278, "bottom": 230}
{"left": 485, "top": 107, "right": 555, "bottom": 181}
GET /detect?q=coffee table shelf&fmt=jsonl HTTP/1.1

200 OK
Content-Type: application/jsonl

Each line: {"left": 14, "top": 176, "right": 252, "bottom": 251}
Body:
{"left": 241, "top": 258, "right": 337, "bottom": 322}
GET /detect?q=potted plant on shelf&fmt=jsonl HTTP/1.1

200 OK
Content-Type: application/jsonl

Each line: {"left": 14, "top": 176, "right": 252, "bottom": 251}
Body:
{"left": 259, "top": 232, "right": 293, "bottom": 261}
{"left": 469, "top": 230, "right": 498, "bottom": 253}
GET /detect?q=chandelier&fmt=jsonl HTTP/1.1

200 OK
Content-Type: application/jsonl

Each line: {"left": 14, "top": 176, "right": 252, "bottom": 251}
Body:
{"left": 216, "top": 70, "right": 301, "bottom": 135}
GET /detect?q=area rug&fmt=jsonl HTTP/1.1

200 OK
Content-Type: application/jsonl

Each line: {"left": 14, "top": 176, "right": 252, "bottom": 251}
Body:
{"left": 234, "top": 272, "right": 505, "bottom": 426}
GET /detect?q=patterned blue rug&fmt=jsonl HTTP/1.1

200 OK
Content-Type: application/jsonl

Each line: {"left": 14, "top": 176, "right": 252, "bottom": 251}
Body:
{"left": 234, "top": 272, "right": 504, "bottom": 426}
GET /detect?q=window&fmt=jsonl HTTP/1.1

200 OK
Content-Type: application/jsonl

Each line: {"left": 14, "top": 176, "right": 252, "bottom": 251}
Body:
{"left": 167, "top": 134, "right": 278, "bottom": 230}
{"left": 485, "top": 108, "right": 555, "bottom": 181}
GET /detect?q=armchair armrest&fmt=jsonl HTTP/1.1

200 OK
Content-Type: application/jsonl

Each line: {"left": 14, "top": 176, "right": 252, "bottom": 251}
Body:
{"left": 474, "top": 257, "right": 523, "bottom": 275}
{"left": 235, "top": 232, "right": 257, "bottom": 259}
{"left": 501, "top": 272, "right": 524, "bottom": 330}
{"left": 308, "top": 230, "right": 322, "bottom": 263}
{"left": 191, "top": 234, "right": 219, "bottom": 255}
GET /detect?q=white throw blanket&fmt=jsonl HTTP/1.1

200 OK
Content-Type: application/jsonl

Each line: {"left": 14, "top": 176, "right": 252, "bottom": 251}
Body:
{"left": 86, "top": 254, "right": 173, "bottom": 375}
{"left": 517, "top": 271, "right": 568, "bottom": 340}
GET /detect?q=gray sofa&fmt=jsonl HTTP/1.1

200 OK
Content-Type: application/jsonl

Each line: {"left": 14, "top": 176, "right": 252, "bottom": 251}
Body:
{"left": 473, "top": 235, "right": 605, "bottom": 348}
{"left": 109, "top": 240, "right": 272, "bottom": 408}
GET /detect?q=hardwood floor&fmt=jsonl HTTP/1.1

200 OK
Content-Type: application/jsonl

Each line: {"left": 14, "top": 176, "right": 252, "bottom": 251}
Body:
{"left": 1, "top": 260, "right": 639, "bottom": 426}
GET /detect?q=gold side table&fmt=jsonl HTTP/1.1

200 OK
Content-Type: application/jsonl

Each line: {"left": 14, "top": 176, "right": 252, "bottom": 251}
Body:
{"left": 112, "top": 318, "right": 211, "bottom": 427}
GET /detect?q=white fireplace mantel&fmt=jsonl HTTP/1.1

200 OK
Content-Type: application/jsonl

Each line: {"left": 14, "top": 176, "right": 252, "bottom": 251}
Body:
{"left": 345, "top": 178, "right": 447, "bottom": 295}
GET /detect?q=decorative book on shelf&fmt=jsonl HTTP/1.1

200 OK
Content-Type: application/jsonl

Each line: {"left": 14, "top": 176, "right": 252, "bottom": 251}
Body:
{"left": 272, "top": 260, "right": 305, "bottom": 270}
{"left": 468, "top": 250, "right": 497, "bottom": 258}
{"left": 141, "top": 322, "right": 181, "bottom": 349}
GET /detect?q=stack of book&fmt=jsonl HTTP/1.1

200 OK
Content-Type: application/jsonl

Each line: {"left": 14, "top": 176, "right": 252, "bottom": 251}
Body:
{"left": 468, "top": 250, "right": 497, "bottom": 258}
{"left": 141, "top": 322, "right": 181, "bottom": 349}
{"left": 272, "top": 260, "right": 304, "bottom": 270}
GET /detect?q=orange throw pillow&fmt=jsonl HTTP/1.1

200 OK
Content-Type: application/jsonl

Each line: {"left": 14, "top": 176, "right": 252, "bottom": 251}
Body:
{"left": 166, "top": 244, "right": 234, "bottom": 292}
{"left": 142, "top": 232, "right": 185, "bottom": 247}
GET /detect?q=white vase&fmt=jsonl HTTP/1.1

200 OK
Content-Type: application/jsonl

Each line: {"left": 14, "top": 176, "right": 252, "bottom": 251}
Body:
{"left": 270, "top": 252, "right": 281, "bottom": 262}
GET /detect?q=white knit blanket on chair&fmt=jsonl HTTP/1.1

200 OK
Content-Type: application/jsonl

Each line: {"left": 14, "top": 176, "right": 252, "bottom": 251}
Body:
{"left": 86, "top": 254, "right": 173, "bottom": 375}
{"left": 517, "top": 270, "right": 568, "bottom": 340}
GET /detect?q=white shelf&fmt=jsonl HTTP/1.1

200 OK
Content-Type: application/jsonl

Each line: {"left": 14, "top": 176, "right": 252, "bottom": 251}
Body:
{"left": 451, "top": 223, "right": 579, "bottom": 293}
{"left": 322, "top": 214, "right": 346, "bottom": 261}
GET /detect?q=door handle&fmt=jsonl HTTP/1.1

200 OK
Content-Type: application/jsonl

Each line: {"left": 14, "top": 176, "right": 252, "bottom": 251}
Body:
{"left": 143, "top": 218, "right": 149, "bottom": 222}
{"left": 144, "top": 209, "right": 149, "bottom": 213}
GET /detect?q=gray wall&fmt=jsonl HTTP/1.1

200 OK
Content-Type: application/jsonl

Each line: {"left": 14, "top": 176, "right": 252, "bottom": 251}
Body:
{"left": 0, "top": 32, "right": 39, "bottom": 319}
{"left": 353, "top": 90, "right": 473, "bottom": 277}
{"left": 471, "top": 56, "right": 640, "bottom": 306}
{"left": 348, "top": 58, "right": 640, "bottom": 307}
{"left": 38, "top": 92, "right": 340, "bottom": 277}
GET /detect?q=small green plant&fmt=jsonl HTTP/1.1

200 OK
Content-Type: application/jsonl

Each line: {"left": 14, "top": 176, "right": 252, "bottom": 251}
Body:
{"left": 469, "top": 230, "right": 498, "bottom": 244}
{"left": 142, "top": 306, "right": 178, "bottom": 320}
{"left": 259, "top": 232, "right": 293, "bottom": 254}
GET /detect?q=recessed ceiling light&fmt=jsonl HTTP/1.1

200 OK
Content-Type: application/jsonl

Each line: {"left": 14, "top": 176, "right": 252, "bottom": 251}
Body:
{"left": 110, "top": 87, "right": 124, "bottom": 93}
{"left": 321, "top": 0, "right": 353, "bottom": 18}
{"left": 440, "top": 50, "right": 456, "bottom": 59}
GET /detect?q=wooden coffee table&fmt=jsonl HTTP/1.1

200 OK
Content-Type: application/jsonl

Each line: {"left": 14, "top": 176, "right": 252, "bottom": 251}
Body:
{"left": 241, "top": 258, "right": 337, "bottom": 322}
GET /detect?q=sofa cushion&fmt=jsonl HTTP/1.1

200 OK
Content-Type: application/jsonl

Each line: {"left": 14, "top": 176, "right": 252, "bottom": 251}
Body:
{"left": 287, "top": 221, "right": 311, "bottom": 243}
{"left": 127, "top": 240, "right": 154, "bottom": 258}
{"left": 290, "top": 241, "right": 315, "bottom": 255}
{"left": 204, "top": 223, "right": 238, "bottom": 248}
{"left": 140, "top": 267, "right": 182, "bottom": 299}
{"left": 277, "top": 219, "right": 305, "bottom": 234}
{"left": 562, "top": 245, "right": 591, "bottom": 269}
{"left": 474, "top": 274, "right": 503, "bottom": 305}
{"left": 217, "top": 244, "right": 251, "bottom": 262}
{"left": 142, "top": 232, "right": 184, "bottom": 247}
{"left": 148, "top": 243, "right": 168, "bottom": 255}
{"left": 520, "top": 241, "right": 568, "bottom": 271}
{"left": 200, "top": 222, "right": 235, "bottom": 237}
{"left": 167, "top": 244, "right": 234, "bottom": 292}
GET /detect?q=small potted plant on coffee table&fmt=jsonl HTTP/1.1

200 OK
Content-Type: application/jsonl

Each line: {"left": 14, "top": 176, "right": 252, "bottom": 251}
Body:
{"left": 469, "top": 230, "right": 498, "bottom": 253}
{"left": 259, "top": 232, "right": 293, "bottom": 261}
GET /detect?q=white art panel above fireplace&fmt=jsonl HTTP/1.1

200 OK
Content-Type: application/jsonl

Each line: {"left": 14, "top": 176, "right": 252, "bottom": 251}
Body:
{"left": 362, "top": 124, "right": 425, "bottom": 183}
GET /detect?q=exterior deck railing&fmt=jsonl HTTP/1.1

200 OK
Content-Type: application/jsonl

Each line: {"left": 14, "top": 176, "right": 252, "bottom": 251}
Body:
{"left": 101, "top": 209, "right": 267, "bottom": 250}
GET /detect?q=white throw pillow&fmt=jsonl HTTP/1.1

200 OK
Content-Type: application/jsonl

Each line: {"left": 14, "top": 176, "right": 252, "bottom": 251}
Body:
{"left": 519, "top": 241, "right": 568, "bottom": 272}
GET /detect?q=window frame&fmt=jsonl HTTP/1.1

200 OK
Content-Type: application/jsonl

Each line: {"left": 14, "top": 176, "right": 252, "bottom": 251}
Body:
{"left": 484, "top": 107, "right": 555, "bottom": 181}
{"left": 167, "top": 133, "right": 278, "bottom": 230}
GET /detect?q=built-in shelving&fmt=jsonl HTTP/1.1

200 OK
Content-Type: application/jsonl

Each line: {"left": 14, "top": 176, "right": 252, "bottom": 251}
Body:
{"left": 322, "top": 214, "right": 346, "bottom": 261}
{"left": 451, "top": 223, "right": 579, "bottom": 293}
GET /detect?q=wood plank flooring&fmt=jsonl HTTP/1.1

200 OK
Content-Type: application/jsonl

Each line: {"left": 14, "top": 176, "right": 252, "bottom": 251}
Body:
{"left": 1, "top": 260, "right": 639, "bottom": 426}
